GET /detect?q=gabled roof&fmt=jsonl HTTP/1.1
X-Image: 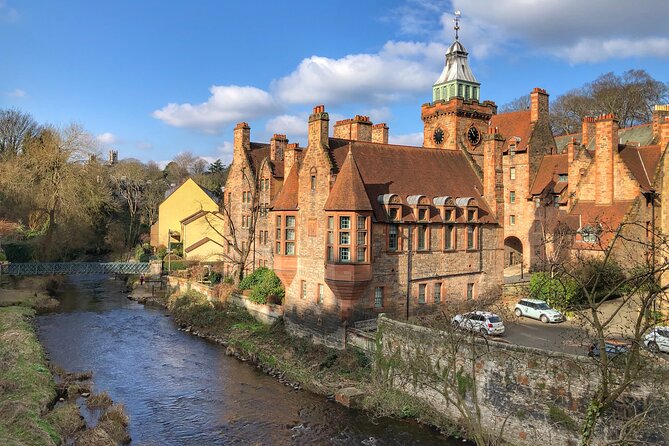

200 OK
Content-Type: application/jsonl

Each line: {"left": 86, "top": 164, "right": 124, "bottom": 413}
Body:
{"left": 529, "top": 154, "right": 568, "bottom": 196}
{"left": 567, "top": 201, "right": 636, "bottom": 248}
{"left": 184, "top": 237, "right": 225, "bottom": 254}
{"left": 180, "top": 210, "right": 209, "bottom": 225}
{"left": 618, "top": 144, "right": 661, "bottom": 192}
{"left": 247, "top": 142, "right": 285, "bottom": 178}
{"left": 490, "top": 110, "right": 532, "bottom": 153}
{"left": 271, "top": 164, "right": 299, "bottom": 211}
{"left": 324, "top": 147, "right": 373, "bottom": 211}
{"left": 326, "top": 138, "right": 495, "bottom": 223}
{"left": 163, "top": 178, "right": 220, "bottom": 204}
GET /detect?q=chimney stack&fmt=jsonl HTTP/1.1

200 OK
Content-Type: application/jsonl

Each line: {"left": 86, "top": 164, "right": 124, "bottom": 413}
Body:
{"left": 483, "top": 127, "right": 505, "bottom": 220}
{"left": 308, "top": 105, "right": 329, "bottom": 150}
{"left": 270, "top": 134, "right": 287, "bottom": 161}
{"left": 594, "top": 114, "right": 618, "bottom": 205}
{"left": 284, "top": 143, "right": 300, "bottom": 176}
{"left": 530, "top": 88, "right": 549, "bottom": 123}
{"left": 372, "top": 123, "right": 389, "bottom": 144}
{"left": 233, "top": 122, "right": 251, "bottom": 161}
{"left": 582, "top": 116, "right": 596, "bottom": 147}
{"left": 333, "top": 115, "right": 373, "bottom": 142}
{"left": 652, "top": 105, "right": 669, "bottom": 148}
{"left": 566, "top": 137, "right": 579, "bottom": 205}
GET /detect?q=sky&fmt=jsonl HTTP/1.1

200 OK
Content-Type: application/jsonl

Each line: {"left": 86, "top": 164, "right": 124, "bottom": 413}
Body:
{"left": 1, "top": 0, "right": 668, "bottom": 166}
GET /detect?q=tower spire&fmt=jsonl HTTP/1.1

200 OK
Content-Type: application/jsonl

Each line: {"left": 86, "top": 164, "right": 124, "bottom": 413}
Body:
{"left": 454, "top": 10, "right": 461, "bottom": 41}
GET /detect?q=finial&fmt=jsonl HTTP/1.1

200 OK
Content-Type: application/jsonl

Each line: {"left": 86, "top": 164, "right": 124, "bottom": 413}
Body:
{"left": 453, "top": 10, "right": 461, "bottom": 41}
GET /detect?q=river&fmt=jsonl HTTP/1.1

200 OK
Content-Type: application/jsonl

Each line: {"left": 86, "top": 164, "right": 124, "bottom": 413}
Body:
{"left": 37, "top": 276, "right": 460, "bottom": 445}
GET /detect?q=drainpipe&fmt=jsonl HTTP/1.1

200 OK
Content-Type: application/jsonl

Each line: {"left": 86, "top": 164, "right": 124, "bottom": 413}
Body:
{"left": 406, "top": 225, "right": 413, "bottom": 320}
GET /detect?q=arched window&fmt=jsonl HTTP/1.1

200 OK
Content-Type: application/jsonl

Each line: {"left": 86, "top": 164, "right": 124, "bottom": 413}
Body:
{"left": 310, "top": 167, "right": 317, "bottom": 191}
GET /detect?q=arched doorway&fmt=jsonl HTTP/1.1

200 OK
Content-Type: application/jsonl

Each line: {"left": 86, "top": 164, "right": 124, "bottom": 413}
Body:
{"left": 504, "top": 236, "right": 523, "bottom": 267}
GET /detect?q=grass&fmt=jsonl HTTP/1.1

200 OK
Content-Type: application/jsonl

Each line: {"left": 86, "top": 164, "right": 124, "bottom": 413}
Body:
{"left": 44, "top": 403, "right": 85, "bottom": 438}
{"left": 167, "top": 291, "right": 372, "bottom": 395}
{"left": 0, "top": 306, "right": 60, "bottom": 446}
{"left": 86, "top": 391, "right": 113, "bottom": 409}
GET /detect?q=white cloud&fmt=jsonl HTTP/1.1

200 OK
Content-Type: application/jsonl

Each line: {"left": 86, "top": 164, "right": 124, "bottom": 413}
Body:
{"left": 4, "top": 88, "right": 25, "bottom": 98}
{"left": 389, "top": 132, "right": 423, "bottom": 147}
{"left": 153, "top": 85, "right": 277, "bottom": 133}
{"left": 272, "top": 43, "right": 441, "bottom": 106}
{"left": 451, "top": 0, "right": 669, "bottom": 62}
{"left": 96, "top": 132, "right": 117, "bottom": 144}
{"left": 0, "top": 0, "right": 18, "bottom": 23}
{"left": 265, "top": 114, "right": 309, "bottom": 137}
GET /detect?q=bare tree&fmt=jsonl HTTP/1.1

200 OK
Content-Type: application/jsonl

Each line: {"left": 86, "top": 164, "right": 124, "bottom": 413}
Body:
{"left": 541, "top": 219, "right": 669, "bottom": 445}
{"left": 499, "top": 94, "right": 530, "bottom": 113}
{"left": 0, "top": 108, "right": 39, "bottom": 157}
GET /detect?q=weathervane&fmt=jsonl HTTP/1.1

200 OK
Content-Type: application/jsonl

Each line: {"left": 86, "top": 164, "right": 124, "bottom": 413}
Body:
{"left": 453, "top": 10, "right": 461, "bottom": 41}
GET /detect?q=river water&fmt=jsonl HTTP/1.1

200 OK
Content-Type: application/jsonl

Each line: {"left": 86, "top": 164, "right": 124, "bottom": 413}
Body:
{"left": 37, "top": 276, "right": 459, "bottom": 445}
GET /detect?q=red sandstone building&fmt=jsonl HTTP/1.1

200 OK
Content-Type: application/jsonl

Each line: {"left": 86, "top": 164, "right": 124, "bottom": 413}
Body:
{"left": 211, "top": 30, "right": 669, "bottom": 346}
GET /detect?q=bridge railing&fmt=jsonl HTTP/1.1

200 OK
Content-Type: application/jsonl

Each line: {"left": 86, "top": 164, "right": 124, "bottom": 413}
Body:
{"left": 0, "top": 262, "right": 152, "bottom": 276}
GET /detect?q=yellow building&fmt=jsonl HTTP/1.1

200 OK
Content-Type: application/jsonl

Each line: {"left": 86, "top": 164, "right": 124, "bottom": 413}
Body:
{"left": 151, "top": 178, "right": 221, "bottom": 259}
{"left": 180, "top": 210, "right": 227, "bottom": 262}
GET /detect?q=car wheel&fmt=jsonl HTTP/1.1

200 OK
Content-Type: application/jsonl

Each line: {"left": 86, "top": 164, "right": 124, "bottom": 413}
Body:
{"left": 540, "top": 315, "right": 549, "bottom": 323}
{"left": 514, "top": 308, "right": 522, "bottom": 317}
{"left": 479, "top": 328, "right": 488, "bottom": 336}
{"left": 648, "top": 341, "right": 660, "bottom": 353}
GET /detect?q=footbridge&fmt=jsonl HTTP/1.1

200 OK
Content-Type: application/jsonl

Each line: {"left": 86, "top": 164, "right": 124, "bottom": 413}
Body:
{"left": 0, "top": 262, "right": 155, "bottom": 276}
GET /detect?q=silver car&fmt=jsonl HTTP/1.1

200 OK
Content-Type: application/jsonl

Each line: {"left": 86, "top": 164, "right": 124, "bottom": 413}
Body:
{"left": 514, "top": 299, "right": 564, "bottom": 323}
{"left": 644, "top": 326, "right": 669, "bottom": 353}
{"left": 452, "top": 311, "right": 505, "bottom": 336}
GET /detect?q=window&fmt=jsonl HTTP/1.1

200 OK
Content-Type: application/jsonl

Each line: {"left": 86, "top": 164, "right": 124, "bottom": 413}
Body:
{"left": 339, "top": 232, "right": 350, "bottom": 245}
{"left": 328, "top": 216, "right": 334, "bottom": 229}
{"left": 389, "top": 207, "right": 399, "bottom": 221}
{"left": 357, "top": 216, "right": 366, "bottom": 230}
{"left": 444, "top": 209, "right": 454, "bottom": 222}
{"left": 340, "top": 216, "right": 350, "bottom": 229}
{"left": 388, "top": 224, "right": 399, "bottom": 251}
{"left": 275, "top": 242, "right": 281, "bottom": 254}
{"left": 339, "top": 247, "right": 350, "bottom": 262}
{"left": 318, "top": 284, "right": 324, "bottom": 304}
{"left": 418, "top": 284, "right": 426, "bottom": 304}
{"left": 582, "top": 225, "right": 599, "bottom": 243}
{"left": 444, "top": 225, "right": 454, "bottom": 250}
{"left": 301, "top": 281, "right": 307, "bottom": 300}
{"left": 467, "top": 209, "right": 476, "bottom": 222}
{"left": 374, "top": 287, "right": 383, "bottom": 308}
{"left": 467, "top": 283, "right": 474, "bottom": 300}
{"left": 558, "top": 174, "right": 568, "bottom": 182}
{"left": 510, "top": 167, "right": 516, "bottom": 180}
{"left": 417, "top": 225, "right": 428, "bottom": 250}
{"left": 434, "top": 283, "right": 441, "bottom": 304}
{"left": 467, "top": 225, "right": 476, "bottom": 250}
{"left": 510, "top": 191, "right": 516, "bottom": 203}
{"left": 418, "top": 208, "right": 427, "bottom": 222}
{"left": 285, "top": 216, "right": 295, "bottom": 241}
{"left": 553, "top": 195, "right": 560, "bottom": 207}
{"left": 285, "top": 241, "right": 295, "bottom": 255}
{"left": 311, "top": 175, "right": 316, "bottom": 191}
{"left": 510, "top": 215, "right": 516, "bottom": 226}
{"left": 327, "top": 246, "right": 334, "bottom": 261}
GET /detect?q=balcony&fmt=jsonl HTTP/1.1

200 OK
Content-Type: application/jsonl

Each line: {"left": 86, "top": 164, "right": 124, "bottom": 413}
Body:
{"left": 273, "top": 255, "right": 297, "bottom": 287}
{"left": 324, "top": 262, "right": 372, "bottom": 301}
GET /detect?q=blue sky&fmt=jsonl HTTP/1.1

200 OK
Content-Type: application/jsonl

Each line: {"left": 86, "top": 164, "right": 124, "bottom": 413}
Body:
{"left": 1, "top": 0, "right": 667, "bottom": 166}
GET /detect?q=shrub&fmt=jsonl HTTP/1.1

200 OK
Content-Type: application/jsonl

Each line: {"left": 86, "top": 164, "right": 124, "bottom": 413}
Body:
{"left": 209, "top": 271, "right": 222, "bottom": 284}
{"left": 239, "top": 268, "right": 285, "bottom": 304}
{"left": 156, "top": 245, "right": 167, "bottom": 259}
{"left": 3, "top": 242, "right": 34, "bottom": 262}
{"left": 0, "top": 250, "right": 6, "bottom": 261}
{"left": 529, "top": 272, "right": 579, "bottom": 311}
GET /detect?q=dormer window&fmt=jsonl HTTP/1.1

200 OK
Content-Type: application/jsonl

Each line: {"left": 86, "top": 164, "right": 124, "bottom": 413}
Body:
{"left": 467, "top": 209, "right": 477, "bottom": 222}
{"left": 389, "top": 207, "right": 399, "bottom": 221}
{"left": 444, "top": 208, "right": 454, "bottom": 222}
{"left": 558, "top": 174, "right": 568, "bottom": 182}
{"left": 581, "top": 225, "right": 600, "bottom": 244}
{"left": 418, "top": 208, "right": 428, "bottom": 222}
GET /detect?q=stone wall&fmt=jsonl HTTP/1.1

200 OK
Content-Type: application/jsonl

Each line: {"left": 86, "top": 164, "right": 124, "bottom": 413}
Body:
{"left": 228, "top": 293, "right": 283, "bottom": 325}
{"left": 376, "top": 316, "right": 668, "bottom": 445}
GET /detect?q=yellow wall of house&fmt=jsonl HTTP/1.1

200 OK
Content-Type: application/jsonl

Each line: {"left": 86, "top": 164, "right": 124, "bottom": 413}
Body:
{"left": 156, "top": 178, "right": 219, "bottom": 248}
{"left": 182, "top": 212, "right": 227, "bottom": 262}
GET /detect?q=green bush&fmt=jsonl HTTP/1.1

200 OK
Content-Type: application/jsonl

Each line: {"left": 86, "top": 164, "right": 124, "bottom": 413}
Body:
{"left": 239, "top": 267, "right": 285, "bottom": 304}
{"left": 576, "top": 259, "right": 627, "bottom": 303}
{"left": 3, "top": 242, "right": 34, "bottom": 262}
{"left": 156, "top": 245, "right": 167, "bottom": 259}
{"left": 529, "top": 272, "right": 580, "bottom": 311}
{"left": 134, "top": 244, "right": 151, "bottom": 262}
{"left": 0, "top": 250, "right": 6, "bottom": 262}
{"left": 209, "top": 271, "right": 222, "bottom": 284}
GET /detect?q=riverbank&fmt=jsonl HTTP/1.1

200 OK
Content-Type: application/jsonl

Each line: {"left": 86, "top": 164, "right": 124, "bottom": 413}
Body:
{"left": 131, "top": 284, "right": 463, "bottom": 441}
{"left": 0, "top": 277, "right": 131, "bottom": 445}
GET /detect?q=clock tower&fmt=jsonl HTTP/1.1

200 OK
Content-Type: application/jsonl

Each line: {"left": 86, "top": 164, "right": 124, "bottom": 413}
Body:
{"left": 422, "top": 11, "right": 496, "bottom": 169}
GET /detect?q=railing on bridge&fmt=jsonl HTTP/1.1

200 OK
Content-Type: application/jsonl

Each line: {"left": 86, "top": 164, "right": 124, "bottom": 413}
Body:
{"left": 0, "top": 262, "right": 151, "bottom": 276}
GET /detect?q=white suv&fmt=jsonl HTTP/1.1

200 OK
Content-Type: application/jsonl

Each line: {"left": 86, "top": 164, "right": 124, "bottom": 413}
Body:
{"left": 514, "top": 299, "right": 564, "bottom": 323}
{"left": 452, "top": 311, "right": 505, "bottom": 336}
{"left": 644, "top": 326, "right": 669, "bottom": 353}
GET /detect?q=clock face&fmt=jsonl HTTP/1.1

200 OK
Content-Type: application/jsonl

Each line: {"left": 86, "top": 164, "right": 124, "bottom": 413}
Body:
{"left": 433, "top": 127, "right": 444, "bottom": 145}
{"left": 467, "top": 126, "right": 481, "bottom": 146}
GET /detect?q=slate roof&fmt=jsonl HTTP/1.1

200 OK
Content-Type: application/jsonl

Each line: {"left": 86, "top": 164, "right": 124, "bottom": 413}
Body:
{"left": 490, "top": 110, "right": 532, "bottom": 153}
{"left": 618, "top": 144, "right": 661, "bottom": 192}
